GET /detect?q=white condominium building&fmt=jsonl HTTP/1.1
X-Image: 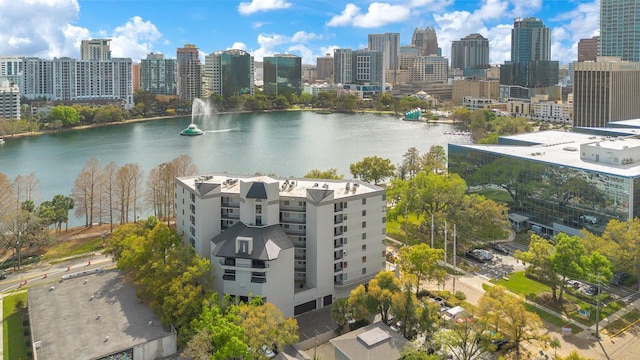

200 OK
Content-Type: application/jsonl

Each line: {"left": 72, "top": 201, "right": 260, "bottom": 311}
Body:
{"left": 175, "top": 174, "right": 387, "bottom": 317}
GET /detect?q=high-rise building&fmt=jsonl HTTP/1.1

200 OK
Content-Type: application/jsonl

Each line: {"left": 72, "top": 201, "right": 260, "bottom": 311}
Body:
{"left": 573, "top": 57, "right": 640, "bottom": 128}
{"left": 0, "top": 78, "right": 20, "bottom": 120}
{"left": 51, "top": 57, "right": 134, "bottom": 108}
{"left": 316, "top": 54, "right": 334, "bottom": 83}
{"left": 409, "top": 56, "right": 448, "bottom": 83}
{"left": 501, "top": 18, "right": 558, "bottom": 90}
{"left": 140, "top": 53, "right": 177, "bottom": 95}
{"left": 175, "top": 174, "right": 386, "bottom": 317}
{"left": 333, "top": 49, "right": 353, "bottom": 84}
{"left": 600, "top": 0, "right": 640, "bottom": 62}
{"left": 352, "top": 50, "right": 384, "bottom": 86}
{"left": 263, "top": 54, "right": 302, "bottom": 97}
{"left": 80, "top": 39, "right": 112, "bottom": 61}
{"left": 511, "top": 17, "right": 550, "bottom": 62}
{"left": 411, "top": 27, "right": 438, "bottom": 56}
{"left": 368, "top": 33, "right": 400, "bottom": 71}
{"left": 176, "top": 44, "right": 202, "bottom": 101}
{"left": 22, "top": 57, "right": 54, "bottom": 100}
{"left": 132, "top": 63, "right": 140, "bottom": 92}
{"left": 451, "top": 33, "right": 490, "bottom": 71}
{"left": 578, "top": 36, "right": 599, "bottom": 62}
{"left": 203, "top": 49, "right": 254, "bottom": 99}
{"left": 0, "top": 56, "right": 24, "bottom": 90}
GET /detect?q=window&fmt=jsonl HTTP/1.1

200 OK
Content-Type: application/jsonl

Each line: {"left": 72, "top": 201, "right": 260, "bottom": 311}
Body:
{"left": 362, "top": 244, "right": 366, "bottom": 251}
{"left": 343, "top": 261, "right": 348, "bottom": 268}
{"left": 362, "top": 267, "right": 367, "bottom": 275}
{"left": 382, "top": 228, "right": 386, "bottom": 235}
{"left": 382, "top": 193, "right": 386, "bottom": 201}
{"left": 362, "top": 198, "right": 367, "bottom": 205}
{"left": 382, "top": 216, "right": 386, "bottom": 223}
{"left": 256, "top": 204, "right": 262, "bottom": 214}
{"left": 362, "top": 233, "right": 367, "bottom": 240}
{"left": 284, "top": 200, "right": 290, "bottom": 205}
{"left": 362, "top": 221, "right": 367, "bottom": 228}
{"left": 189, "top": 237, "right": 195, "bottom": 248}
{"left": 362, "top": 256, "right": 367, "bottom": 263}
{"left": 344, "top": 225, "right": 348, "bottom": 232}
{"left": 299, "top": 201, "right": 305, "bottom": 207}
{"left": 362, "top": 210, "right": 366, "bottom": 216}
{"left": 223, "top": 269, "right": 236, "bottom": 281}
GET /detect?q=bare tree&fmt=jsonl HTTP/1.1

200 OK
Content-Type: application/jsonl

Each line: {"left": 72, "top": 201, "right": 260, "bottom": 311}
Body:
{"left": 145, "top": 155, "right": 198, "bottom": 224}
{"left": 72, "top": 158, "right": 101, "bottom": 227}
{"left": 115, "top": 163, "right": 143, "bottom": 225}
{"left": 102, "top": 162, "right": 119, "bottom": 232}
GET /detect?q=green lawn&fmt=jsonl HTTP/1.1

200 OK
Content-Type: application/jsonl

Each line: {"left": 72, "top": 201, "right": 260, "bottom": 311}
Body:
{"left": 3, "top": 292, "right": 30, "bottom": 360}
{"left": 386, "top": 213, "right": 425, "bottom": 245}
{"left": 41, "top": 237, "right": 103, "bottom": 261}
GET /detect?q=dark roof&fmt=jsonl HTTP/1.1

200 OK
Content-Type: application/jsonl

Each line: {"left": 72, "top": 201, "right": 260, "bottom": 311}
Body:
{"left": 211, "top": 222, "right": 293, "bottom": 260}
{"left": 195, "top": 181, "right": 219, "bottom": 196}
{"left": 246, "top": 182, "right": 268, "bottom": 199}
{"left": 307, "top": 188, "right": 333, "bottom": 204}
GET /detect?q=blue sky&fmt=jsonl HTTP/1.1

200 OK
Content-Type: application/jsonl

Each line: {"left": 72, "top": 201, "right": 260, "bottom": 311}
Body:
{"left": 0, "top": 0, "right": 599, "bottom": 65}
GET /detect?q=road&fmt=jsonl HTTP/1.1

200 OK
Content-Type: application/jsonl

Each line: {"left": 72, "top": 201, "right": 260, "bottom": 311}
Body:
{"left": 0, "top": 253, "right": 115, "bottom": 293}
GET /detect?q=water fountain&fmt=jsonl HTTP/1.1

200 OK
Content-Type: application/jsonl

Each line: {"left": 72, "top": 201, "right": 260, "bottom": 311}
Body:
{"left": 180, "top": 98, "right": 210, "bottom": 136}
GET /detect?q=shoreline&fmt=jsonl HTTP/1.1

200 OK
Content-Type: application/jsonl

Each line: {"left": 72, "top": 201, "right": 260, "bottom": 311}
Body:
{"left": 2, "top": 108, "right": 456, "bottom": 140}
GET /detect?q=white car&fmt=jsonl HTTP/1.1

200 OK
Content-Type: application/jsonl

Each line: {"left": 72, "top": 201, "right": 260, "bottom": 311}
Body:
{"left": 262, "top": 345, "right": 276, "bottom": 358}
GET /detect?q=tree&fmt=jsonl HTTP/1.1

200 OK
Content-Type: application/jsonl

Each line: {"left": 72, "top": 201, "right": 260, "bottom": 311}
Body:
{"left": 238, "top": 299, "right": 299, "bottom": 358}
{"left": 550, "top": 233, "right": 586, "bottom": 304}
{"left": 478, "top": 285, "right": 548, "bottom": 359}
{"left": 72, "top": 157, "right": 101, "bottom": 227}
{"left": 548, "top": 337, "right": 561, "bottom": 359}
{"left": 51, "top": 194, "right": 74, "bottom": 233}
{"left": 186, "top": 294, "right": 248, "bottom": 360}
{"left": 401, "top": 147, "right": 422, "bottom": 180}
{"left": 349, "top": 156, "right": 396, "bottom": 185}
{"left": 145, "top": 155, "right": 198, "bottom": 224}
{"left": 556, "top": 350, "right": 593, "bottom": 360}
{"left": 367, "top": 271, "right": 401, "bottom": 324}
{"left": 421, "top": 145, "right": 447, "bottom": 173}
{"left": 597, "top": 218, "right": 640, "bottom": 281}
{"left": 390, "top": 280, "right": 420, "bottom": 339}
{"left": 48, "top": 105, "right": 80, "bottom": 127}
{"left": 516, "top": 236, "right": 558, "bottom": 298}
{"left": 469, "top": 110, "right": 489, "bottom": 140}
{"left": 436, "top": 316, "right": 491, "bottom": 360}
{"left": 330, "top": 298, "right": 352, "bottom": 334}
{"left": 304, "top": 168, "right": 343, "bottom": 179}
{"left": 116, "top": 163, "right": 143, "bottom": 225}
{"left": 101, "top": 162, "right": 119, "bottom": 231}
{"left": 397, "top": 243, "right": 445, "bottom": 296}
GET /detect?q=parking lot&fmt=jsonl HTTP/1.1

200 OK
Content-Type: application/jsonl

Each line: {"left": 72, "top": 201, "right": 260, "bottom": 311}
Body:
{"left": 461, "top": 242, "right": 527, "bottom": 280}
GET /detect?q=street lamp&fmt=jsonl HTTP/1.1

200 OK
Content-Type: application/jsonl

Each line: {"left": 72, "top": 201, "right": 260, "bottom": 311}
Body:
{"left": 16, "top": 232, "right": 21, "bottom": 271}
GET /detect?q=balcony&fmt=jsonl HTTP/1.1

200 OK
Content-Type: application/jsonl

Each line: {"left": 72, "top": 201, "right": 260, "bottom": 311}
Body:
{"left": 219, "top": 259, "right": 269, "bottom": 269}
{"left": 251, "top": 277, "right": 267, "bottom": 284}
{"left": 280, "top": 216, "right": 306, "bottom": 225}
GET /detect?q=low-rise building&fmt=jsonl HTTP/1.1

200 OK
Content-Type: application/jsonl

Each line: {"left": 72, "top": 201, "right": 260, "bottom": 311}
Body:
{"left": 175, "top": 174, "right": 387, "bottom": 317}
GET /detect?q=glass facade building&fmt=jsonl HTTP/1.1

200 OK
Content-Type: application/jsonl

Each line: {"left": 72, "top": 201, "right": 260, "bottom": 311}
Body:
{"left": 600, "top": 0, "right": 640, "bottom": 62}
{"left": 263, "top": 54, "right": 302, "bottom": 97}
{"left": 204, "top": 49, "right": 254, "bottom": 99}
{"left": 449, "top": 130, "right": 640, "bottom": 236}
{"left": 140, "top": 53, "right": 177, "bottom": 95}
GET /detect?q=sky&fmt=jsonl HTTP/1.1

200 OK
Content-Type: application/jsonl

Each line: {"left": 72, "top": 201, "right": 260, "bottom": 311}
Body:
{"left": 0, "top": 0, "right": 600, "bottom": 66}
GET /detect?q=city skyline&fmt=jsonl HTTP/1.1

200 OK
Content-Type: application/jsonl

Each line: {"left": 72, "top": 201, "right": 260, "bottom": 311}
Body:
{"left": 1, "top": 0, "right": 599, "bottom": 65}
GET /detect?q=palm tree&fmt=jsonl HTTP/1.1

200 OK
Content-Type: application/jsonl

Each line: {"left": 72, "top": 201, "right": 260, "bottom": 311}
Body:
{"left": 549, "top": 337, "right": 561, "bottom": 359}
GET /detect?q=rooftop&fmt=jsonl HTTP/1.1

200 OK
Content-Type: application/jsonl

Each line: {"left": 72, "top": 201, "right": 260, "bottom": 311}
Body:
{"left": 177, "top": 173, "right": 384, "bottom": 199}
{"left": 28, "top": 270, "right": 173, "bottom": 360}
{"left": 455, "top": 130, "right": 640, "bottom": 177}
{"left": 330, "top": 322, "right": 412, "bottom": 360}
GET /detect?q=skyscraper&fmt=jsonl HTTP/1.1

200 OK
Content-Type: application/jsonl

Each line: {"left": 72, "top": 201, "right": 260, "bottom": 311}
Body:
{"left": 411, "top": 27, "right": 438, "bottom": 56}
{"left": 263, "top": 54, "right": 302, "bottom": 97}
{"left": 511, "top": 17, "right": 550, "bottom": 62}
{"left": 573, "top": 57, "right": 640, "bottom": 127}
{"left": 600, "top": 0, "right": 640, "bottom": 62}
{"left": 203, "top": 49, "right": 254, "bottom": 99}
{"left": 500, "top": 18, "right": 558, "bottom": 90}
{"left": 316, "top": 54, "right": 334, "bottom": 83}
{"left": 176, "top": 44, "right": 202, "bottom": 101}
{"left": 368, "top": 33, "right": 400, "bottom": 71}
{"left": 333, "top": 49, "right": 352, "bottom": 84}
{"left": 451, "top": 33, "right": 490, "bottom": 71}
{"left": 578, "top": 36, "right": 599, "bottom": 62}
{"left": 81, "top": 39, "right": 112, "bottom": 61}
{"left": 140, "top": 53, "right": 177, "bottom": 95}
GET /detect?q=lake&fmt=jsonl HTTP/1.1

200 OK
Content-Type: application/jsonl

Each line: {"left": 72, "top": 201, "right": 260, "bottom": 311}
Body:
{"left": 0, "top": 111, "right": 471, "bottom": 225}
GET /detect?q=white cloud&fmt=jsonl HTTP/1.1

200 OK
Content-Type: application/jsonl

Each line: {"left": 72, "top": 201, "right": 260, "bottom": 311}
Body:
{"left": 287, "top": 44, "right": 315, "bottom": 65}
{"left": 291, "top": 31, "right": 322, "bottom": 43}
{"left": 253, "top": 22, "right": 269, "bottom": 29}
{"left": 110, "top": 16, "right": 163, "bottom": 61}
{"left": 238, "top": 0, "right": 292, "bottom": 16}
{"left": 327, "top": 3, "right": 411, "bottom": 28}
{"left": 229, "top": 42, "right": 248, "bottom": 51}
{"left": 0, "top": 0, "right": 83, "bottom": 58}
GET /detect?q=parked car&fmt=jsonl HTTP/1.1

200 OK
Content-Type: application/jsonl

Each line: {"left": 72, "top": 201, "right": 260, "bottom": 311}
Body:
{"left": 580, "top": 215, "right": 598, "bottom": 224}
{"left": 491, "top": 244, "right": 509, "bottom": 255}
{"left": 582, "top": 285, "right": 599, "bottom": 296}
{"left": 466, "top": 249, "right": 494, "bottom": 263}
{"left": 491, "top": 338, "right": 510, "bottom": 351}
{"left": 0, "top": 273, "right": 6, "bottom": 280}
